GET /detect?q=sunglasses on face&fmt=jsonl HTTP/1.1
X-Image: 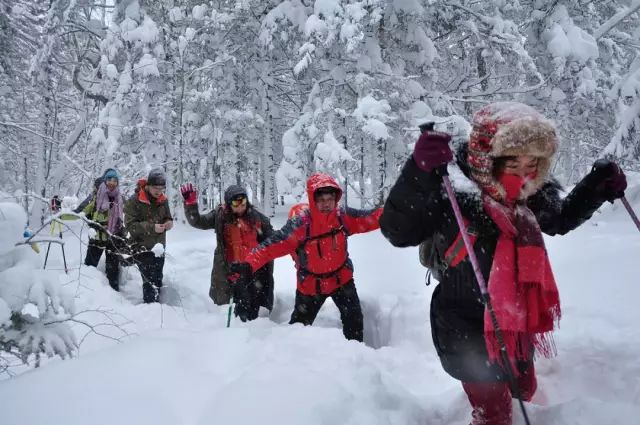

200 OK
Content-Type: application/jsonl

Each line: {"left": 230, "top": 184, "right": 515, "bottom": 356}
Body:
{"left": 150, "top": 185, "right": 166, "bottom": 192}
{"left": 230, "top": 197, "right": 247, "bottom": 208}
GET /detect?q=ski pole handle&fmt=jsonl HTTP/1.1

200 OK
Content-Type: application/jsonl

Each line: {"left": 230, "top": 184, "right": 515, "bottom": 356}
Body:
{"left": 418, "top": 122, "right": 435, "bottom": 133}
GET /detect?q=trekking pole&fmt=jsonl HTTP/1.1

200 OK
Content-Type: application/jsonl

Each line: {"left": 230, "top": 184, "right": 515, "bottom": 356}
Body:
{"left": 43, "top": 220, "right": 57, "bottom": 271}
{"left": 226, "top": 296, "right": 234, "bottom": 328}
{"left": 419, "top": 123, "right": 532, "bottom": 425}
{"left": 57, "top": 220, "right": 69, "bottom": 274}
{"left": 621, "top": 196, "right": 640, "bottom": 232}
{"left": 43, "top": 240, "right": 53, "bottom": 270}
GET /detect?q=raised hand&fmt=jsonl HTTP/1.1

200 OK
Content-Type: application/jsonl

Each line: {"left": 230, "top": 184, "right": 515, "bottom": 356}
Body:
{"left": 180, "top": 183, "right": 198, "bottom": 206}
{"left": 413, "top": 125, "right": 453, "bottom": 172}
{"left": 591, "top": 159, "right": 627, "bottom": 202}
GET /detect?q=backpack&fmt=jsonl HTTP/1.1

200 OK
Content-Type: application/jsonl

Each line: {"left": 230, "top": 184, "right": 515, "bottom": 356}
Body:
{"left": 419, "top": 224, "right": 477, "bottom": 284}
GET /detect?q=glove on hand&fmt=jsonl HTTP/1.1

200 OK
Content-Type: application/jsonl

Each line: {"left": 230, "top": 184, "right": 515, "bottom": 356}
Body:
{"left": 180, "top": 183, "right": 198, "bottom": 206}
{"left": 228, "top": 262, "right": 254, "bottom": 321}
{"left": 228, "top": 262, "right": 253, "bottom": 296}
{"left": 229, "top": 261, "right": 252, "bottom": 277}
{"left": 413, "top": 129, "right": 453, "bottom": 172}
{"left": 590, "top": 159, "right": 627, "bottom": 202}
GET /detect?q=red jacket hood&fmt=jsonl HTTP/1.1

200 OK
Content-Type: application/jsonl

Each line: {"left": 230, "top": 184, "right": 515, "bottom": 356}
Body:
{"left": 306, "top": 172, "right": 342, "bottom": 215}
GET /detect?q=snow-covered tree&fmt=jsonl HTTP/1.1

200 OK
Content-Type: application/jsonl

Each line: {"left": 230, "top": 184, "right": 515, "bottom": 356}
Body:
{"left": 2, "top": 0, "right": 640, "bottom": 214}
{"left": 92, "top": 0, "right": 166, "bottom": 177}
{"left": 0, "top": 202, "right": 76, "bottom": 372}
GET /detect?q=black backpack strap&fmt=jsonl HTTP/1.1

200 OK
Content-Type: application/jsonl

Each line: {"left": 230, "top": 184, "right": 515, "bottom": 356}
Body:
{"left": 336, "top": 209, "right": 350, "bottom": 236}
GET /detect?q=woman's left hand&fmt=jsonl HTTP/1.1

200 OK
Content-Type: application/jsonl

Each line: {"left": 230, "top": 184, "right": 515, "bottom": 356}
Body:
{"left": 591, "top": 159, "right": 627, "bottom": 202}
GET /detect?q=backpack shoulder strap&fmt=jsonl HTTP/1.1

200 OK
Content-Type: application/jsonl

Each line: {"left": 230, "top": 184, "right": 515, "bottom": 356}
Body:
{"left": 443, "top": 224, "right": 478, "bottom": 268}
{"left": 336, "top": 209, "right": 350, "bottom": 236}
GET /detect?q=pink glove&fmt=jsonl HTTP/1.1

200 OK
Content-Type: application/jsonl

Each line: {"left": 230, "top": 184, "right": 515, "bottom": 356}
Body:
{"left": 413, "top": 130, "right": 453, "bottom": 172}
{"left": 180, "top": 183, "right": 198, "bottom": 206}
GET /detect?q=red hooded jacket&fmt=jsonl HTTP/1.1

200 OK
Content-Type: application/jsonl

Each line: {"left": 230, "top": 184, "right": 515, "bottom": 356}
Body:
{"left": 245, "top": 173, "right": 382, "bottom": 295}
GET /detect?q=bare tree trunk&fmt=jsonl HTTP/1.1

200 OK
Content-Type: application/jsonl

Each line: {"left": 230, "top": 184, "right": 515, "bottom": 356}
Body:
{"left": 359, "top": 136, "right": 366, "bottom": 208}
{"left": 342, "top": 115, "right": 349, "bottom": 208}
{"left": 235, "top": 136, "right": 244, "bottom": 186}
{"left": 23, "top": 157, "right": 30, "bottom": 224}
{"left": 377, "top": 138, "right": 387, "bottom": 206}
{"left": 262, "top": 88, "right": 276, "bottom": 217}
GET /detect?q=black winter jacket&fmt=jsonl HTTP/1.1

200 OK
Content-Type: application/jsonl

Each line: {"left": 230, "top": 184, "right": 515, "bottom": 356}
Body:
{"left": 380, "top": 153, "right": 608, "bottom": 382}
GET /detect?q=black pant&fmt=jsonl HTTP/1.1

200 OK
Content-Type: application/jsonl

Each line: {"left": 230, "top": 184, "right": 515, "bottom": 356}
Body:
{"left": 289, "top": 280, "right": 364, "bottom": 342}
{"left": 135, "top": 252, "right": 165, "bottom": 303}
{"left": 233, "top": 266, "right": 273, "bottom": 322}
{"left": 85, "top": 240, "right": 120, "bottom": 291}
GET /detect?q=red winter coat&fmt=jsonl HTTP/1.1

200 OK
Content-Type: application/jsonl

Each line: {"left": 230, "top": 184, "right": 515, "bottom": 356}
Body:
{"left": 223, "top": 215, "right": 263, "bottom": 263}
{"left": 245, "top": 173, "right": 382, "bottom": 295}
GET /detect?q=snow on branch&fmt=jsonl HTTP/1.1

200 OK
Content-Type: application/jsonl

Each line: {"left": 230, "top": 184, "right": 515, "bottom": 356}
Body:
{"left": 594, "top": 0, "right": 640, "bottom": 40}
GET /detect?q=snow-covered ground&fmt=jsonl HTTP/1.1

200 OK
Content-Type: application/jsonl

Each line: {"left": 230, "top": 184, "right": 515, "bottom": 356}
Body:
{"left": 1, "top": 190, "right": 639, "bottom": 425}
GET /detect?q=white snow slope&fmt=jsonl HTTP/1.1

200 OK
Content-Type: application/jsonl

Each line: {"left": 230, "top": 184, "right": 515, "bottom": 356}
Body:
{"left": 1, "top": 188, "right": 639, "bottom": 425}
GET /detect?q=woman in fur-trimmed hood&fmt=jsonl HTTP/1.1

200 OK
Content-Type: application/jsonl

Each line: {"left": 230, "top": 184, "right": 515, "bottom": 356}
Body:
{"left": 380, "top": 102, "right": 627, "bottom": 425}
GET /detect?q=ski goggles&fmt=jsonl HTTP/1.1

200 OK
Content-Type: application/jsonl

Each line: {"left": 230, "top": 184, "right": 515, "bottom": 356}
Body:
{"left": 230, "top": 196, "right": 247, "bottom": 208}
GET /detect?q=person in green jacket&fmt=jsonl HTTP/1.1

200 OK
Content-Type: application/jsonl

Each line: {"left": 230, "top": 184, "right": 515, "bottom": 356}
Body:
{"left": 83, "top": 168, "right": 124, "bottom": 291}
{"left": 125, "top": 168, "right": 173, "bottom": 303}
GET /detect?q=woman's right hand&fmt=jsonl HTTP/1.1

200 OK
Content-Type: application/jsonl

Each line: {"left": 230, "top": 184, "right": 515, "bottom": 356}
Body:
{"left": 413, "top": 130, "right": 453, "bottom": 172}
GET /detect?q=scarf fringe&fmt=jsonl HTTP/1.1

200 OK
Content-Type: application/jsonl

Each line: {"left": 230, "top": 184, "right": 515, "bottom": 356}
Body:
{"left": 532, "top": 331, "right": 557, "bottom": 359}
{"left": 485, "top": 331, "right": 532, "bottom": 364}
{"left": 485, "top": 330, "right": 558, "bottom": 369}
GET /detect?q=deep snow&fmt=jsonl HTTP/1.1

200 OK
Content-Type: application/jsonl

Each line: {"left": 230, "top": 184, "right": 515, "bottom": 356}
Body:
{"left": 1, "top": 188, "right": 639, "bottom": 425}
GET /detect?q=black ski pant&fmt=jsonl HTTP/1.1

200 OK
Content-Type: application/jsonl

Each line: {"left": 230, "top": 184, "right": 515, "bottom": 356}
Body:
{"left": 135, "top": 252, "right": 165, "bottom": 303}
{"left": 85, "top": 239, "right": 120, "bottom": 291}
{"left": 289, "top": 280, "right": 364, "bottom": 342}
{"left": 233, "top": 266, "right": 273, "bottom": 322}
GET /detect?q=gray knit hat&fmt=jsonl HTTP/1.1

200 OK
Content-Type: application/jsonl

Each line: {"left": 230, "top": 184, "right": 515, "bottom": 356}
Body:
{"left": 147, "top": 168, "right": 166, "bottom": 186}
{"left": 224, "top": 185, "right": 247, "bottom": 204}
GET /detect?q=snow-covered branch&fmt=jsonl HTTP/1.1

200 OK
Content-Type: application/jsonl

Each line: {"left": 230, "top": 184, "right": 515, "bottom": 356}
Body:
{"left": 594, "top": 0, "right": 640, "bottom": 40}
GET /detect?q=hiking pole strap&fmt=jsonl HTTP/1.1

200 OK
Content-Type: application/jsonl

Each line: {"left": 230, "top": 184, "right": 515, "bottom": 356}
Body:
{"left": 621, "top": 196, "right": 640, "bottom": 232}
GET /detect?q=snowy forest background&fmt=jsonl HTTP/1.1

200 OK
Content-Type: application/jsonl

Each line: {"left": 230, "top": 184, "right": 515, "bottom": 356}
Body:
{"left": 1, "top": 0, "right": 640, "bottom": 224}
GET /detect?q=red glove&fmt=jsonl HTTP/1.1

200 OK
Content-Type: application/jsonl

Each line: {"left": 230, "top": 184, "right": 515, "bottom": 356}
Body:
{"left": 413, "top": 130, "right": 453, "bottom": 172}
{"left": 180, "top": 183, "right": 198, "bottom": 206}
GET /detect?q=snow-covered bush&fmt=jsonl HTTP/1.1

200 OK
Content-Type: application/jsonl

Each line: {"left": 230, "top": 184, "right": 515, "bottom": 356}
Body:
{"left": 0, "top": 202, "right": 76, "bottom": 371}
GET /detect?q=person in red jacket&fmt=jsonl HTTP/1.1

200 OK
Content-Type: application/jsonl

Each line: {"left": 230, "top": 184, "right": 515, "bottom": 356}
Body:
{"left": 230, "top": 173, "right": 382, "bottom": 341}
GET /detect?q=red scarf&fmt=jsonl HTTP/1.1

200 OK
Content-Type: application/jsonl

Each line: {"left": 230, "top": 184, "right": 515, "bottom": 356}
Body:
{"left": 482, "top": 174, "right": 561, "bottom": 366}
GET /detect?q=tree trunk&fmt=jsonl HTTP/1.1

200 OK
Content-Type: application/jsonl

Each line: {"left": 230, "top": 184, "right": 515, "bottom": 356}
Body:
{"left": 262, "top": 88, "right": 276, "bottom": 217}
{"left": 342, "top": 115, "right": 349, "bottom": 208}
